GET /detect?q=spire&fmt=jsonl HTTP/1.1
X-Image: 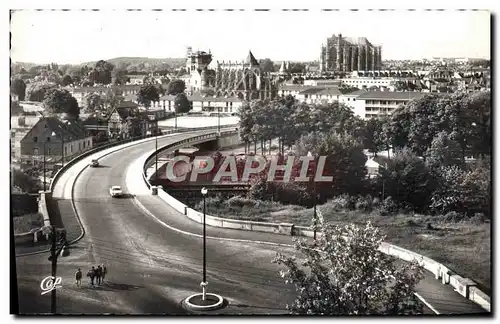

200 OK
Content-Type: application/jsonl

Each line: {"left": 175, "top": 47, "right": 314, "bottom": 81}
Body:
{"left": 245, "top": 50, "right": 259, "bottom": 66}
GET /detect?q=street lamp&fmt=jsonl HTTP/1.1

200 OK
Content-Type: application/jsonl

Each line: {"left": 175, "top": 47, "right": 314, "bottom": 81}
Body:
{"left": 217, "top": 106, "right": 221, "bottom": 133}
{"left": 200, "top": 187, "right": 208, "bottom": 300}
{"left": 155, "top": 132, "right": 158, "bottom": 178}
{"left": 307, "top": 151, "right": 317, "bottom": 241}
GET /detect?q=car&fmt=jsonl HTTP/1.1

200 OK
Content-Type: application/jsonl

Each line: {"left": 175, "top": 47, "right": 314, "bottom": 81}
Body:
{"left": 89, "top": 159, "right": 99, "bottom": 167}
{"left": 109, "top": 186, "right": 123, "bottom": 197}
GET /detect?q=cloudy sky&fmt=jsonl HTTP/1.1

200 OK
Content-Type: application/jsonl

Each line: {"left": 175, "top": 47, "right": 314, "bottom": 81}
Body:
{"left": 10, "top": 9, "right": 490, "bottom": 64}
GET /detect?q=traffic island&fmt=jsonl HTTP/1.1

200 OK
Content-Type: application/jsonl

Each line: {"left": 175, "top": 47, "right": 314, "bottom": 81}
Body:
{"left": 183, "top": 293, "right": 225, "bottom": 311}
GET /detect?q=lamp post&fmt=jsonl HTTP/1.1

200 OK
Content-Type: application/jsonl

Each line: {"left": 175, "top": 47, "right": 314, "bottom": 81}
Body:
{"left": 201, "top": 187, "right": 208, "bottom": 300}
{"left": 217, "top": 106, "right": 221, "bottom": 133}
{"left": 307, "top": 151, "right": 317, "bottom": 241}
{"left": 155, "top": 131, "right": 158, "bottom": 179}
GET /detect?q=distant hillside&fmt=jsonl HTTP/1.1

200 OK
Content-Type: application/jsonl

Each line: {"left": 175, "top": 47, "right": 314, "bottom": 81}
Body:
{"left": 12, "top": 57, "right": 186, "bottom": 69}
{"left": 81, "top": 57, "right": 186, "bottom": 68}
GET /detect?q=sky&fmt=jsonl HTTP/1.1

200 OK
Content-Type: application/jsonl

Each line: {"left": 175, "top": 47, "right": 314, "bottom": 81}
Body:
{"left": 10, "top": 9, "right": 491, "bottom": 65}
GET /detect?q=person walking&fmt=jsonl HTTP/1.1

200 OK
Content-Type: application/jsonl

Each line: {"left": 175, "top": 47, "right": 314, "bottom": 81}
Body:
{"left": 75, "top": 268, "right": 82, "bottom": 288}
{"left": 87, "top": 267, "right": 95, "bottom": 288}
{"left": 96, "top": 265, "right": 103, "bottom": 285}
{"left": 102, "top": 264, "right": 107, "bottom": 283}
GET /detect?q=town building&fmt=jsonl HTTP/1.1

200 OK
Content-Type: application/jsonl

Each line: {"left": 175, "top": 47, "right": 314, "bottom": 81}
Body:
{"left": 66, "top": 84, "right": 142, "bottom": 107}
{"left": 107, "top": 101, "right": 159, "bottom": 138}
{"left": 159, "top": 93, "right": 243, "bottom": 114}
{"left": 184, "top": 47, "right": 277, "bottom": 100}
{"left": 348, "top": 91, "right": 426, "bottom": 119}
{"left": 319, "top": 34, "right": 382, "bottom": 73}
{"left": 20, "top": 117, "right": 93, "bottom": 167}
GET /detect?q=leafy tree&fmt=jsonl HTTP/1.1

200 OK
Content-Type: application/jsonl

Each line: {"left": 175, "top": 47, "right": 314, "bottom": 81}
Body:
{"left": 259, "top": 58, "right": 275, "bottom": 73}
{"left": 237, "top": 102, "right": 255, "bottom": 152}
{"left": 378, "top": 148, "right": 436, "bottom": 212}
{"left": 295, "top": 132, "right": 367, "bottom": 198}
{"left": 174, "top": 93, "right": 191, "bottom": 113}
{"left": 112, "top": 69, "right": 130, "bottom": 85}
{"left": 84, "top": 93, "right": 104, "bottom": 114}
{"left": 137, "top": 84, "right": 160, "bottom": 109}
{"left": 166, "top": 79, "right": 186, "bottom": 95}
{"left": 61, "top": 75, "right": 73, "bottom": 86}
{"left": 42, "top": 89, "right": 80, "bottom": 119}
{"left": 363, "top": 117, "right": 385, "bottom": 155}
{"left": 123, "top": 116, "right": 143, "bottom": 138}
{"left": 91, "top": 60, "right": 114, "bottom": 85}
{"left": 25, "top": 82, "right": 57, "bottom": 102}
{"left": 11, "top": 169, "right": 40, "bottom": 193}
{"left": 11, "top": 78, "right": 26, "bottom": 101}
{"left": 273, "top": 221, "right": 424, "bottom": 315}
{"left": 425, "top": 131, "right": 463, "bottom": 168}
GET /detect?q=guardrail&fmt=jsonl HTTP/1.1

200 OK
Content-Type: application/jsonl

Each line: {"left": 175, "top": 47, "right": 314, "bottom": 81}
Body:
{"left": 140, "top": 136, "right": 491, "bottom": 313}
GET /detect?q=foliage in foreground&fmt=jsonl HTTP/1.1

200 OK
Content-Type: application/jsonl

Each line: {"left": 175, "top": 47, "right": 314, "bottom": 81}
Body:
{"left": 273, "top": 221, "right": 424, "bottom": 315}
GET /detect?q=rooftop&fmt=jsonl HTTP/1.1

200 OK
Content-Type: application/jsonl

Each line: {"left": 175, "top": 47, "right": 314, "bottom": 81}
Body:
{"left": 357, "top": 91, "right": 426, "bottom": 101}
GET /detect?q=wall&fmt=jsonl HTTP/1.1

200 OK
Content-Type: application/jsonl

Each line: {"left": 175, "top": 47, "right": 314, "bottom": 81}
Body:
{"left": 217, "top": 132, "right": 242, "bottom": 148}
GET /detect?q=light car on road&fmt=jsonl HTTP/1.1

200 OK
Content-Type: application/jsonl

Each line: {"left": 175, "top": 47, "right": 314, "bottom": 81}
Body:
{"left": 89, "top": 159, "right": 99, "bottom": 167}
{"left": 109, "top": 186, "right": 123, "bottom": 197}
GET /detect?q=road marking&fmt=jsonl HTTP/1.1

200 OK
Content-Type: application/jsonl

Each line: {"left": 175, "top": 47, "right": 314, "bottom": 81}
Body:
{"left": 414, "top": 292, "right": 440, "bottom": 315}
{"left": 131, "top": 197, "right": 293, "bottom": 248}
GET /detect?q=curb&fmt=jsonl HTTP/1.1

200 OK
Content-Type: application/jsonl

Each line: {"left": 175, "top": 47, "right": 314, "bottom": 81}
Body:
{"left": 183, "top": 293, "right": 225, "bottom": 311}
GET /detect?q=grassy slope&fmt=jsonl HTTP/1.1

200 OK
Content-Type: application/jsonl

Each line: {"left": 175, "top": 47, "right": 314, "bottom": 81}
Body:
{"left": 202, "top": 199, "right": 491, "bottom": 294}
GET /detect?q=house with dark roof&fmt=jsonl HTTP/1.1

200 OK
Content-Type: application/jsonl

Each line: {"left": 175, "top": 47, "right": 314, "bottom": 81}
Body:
{"left": 107, "top": 100, "right": 160, "bottom": 138}
{"left": 20, "top": 117, "right": 93, "bottom": 167}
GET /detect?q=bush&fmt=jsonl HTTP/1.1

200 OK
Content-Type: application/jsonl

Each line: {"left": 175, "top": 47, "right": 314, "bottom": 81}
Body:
{"left": 443, "top": 211, "right": 464, "bottom": 222}
{"left": 328, "top": 195, "right": 354, "bottom": 212}
{"left": 355, "top": 195, "right": 374, "bottom": 212}
{"left": 226, "top": 196, "right": 258, "bottom": 208}
{"left": 378, "top": 196, "right": 398, "bottom": 216}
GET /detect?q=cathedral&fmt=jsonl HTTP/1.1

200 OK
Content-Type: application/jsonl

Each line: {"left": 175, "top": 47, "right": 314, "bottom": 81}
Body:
{"left": 185, "top": 47, "right": 276, "bottom": 100}
{"left": 319, "top": 34, "right": 382, "bottom": 73}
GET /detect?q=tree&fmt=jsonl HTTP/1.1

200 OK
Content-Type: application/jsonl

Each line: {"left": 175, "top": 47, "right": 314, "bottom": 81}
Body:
{"left": 273, "top": 221, "right": 424, "bottom": 315}
{"left": 112, "top": 69, "right": 130, "bottom": 85}
{"left": 295, "top": 132, "right": 367, "bottom": 198}
{"left": 260, "top": 58, "right": 275, "bottom": 73}
{"left": 166, "top": 79, "right": 186, "bottom": 95}
{"left": 92, "top": 60, "right": 114, "bottom": 85}
{"left": 378, "top": 148, "right": 436, "bottom": 212}
{"left": 84, "top": 93, "right": 104, "bottom": 114}
{"left": 425, "top": 131, "right": 463, "bottom": 168}
{"left": 61, "top": 75, "right": 73, "bottom": 86}
{"left": 42, "top": 89, "right": 80, "bottom": 119}
{"left": 12, "top": 169, "right": 40, "bottom": 193}
{"left": 363, "top": 118, "right": 385, "bottom": 155}
{"left": 25, "top": 82, "right": 57, "bottom": 102}
{"left": 11, "top": 78, "right": 26, "bottom": 101}
{"left": 174, "top": 93, "right": 191, "bottom": 113}
{"left": 137, "top": 84, "right": 160, "bottom": 109}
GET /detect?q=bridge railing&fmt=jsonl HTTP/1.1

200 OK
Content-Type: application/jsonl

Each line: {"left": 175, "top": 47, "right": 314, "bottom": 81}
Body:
{"left": 141, "top": 128, "right": 239, "bottom": 189}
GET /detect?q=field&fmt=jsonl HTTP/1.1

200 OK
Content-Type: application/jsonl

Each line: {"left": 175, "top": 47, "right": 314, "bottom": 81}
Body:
{"left": 158, "top": 116, "right": 240, "bottom": 128}
{"left": 200, "top": 198, "right": 491, "bottom": 294}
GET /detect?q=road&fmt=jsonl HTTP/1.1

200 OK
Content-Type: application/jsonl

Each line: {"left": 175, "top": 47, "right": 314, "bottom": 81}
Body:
{"left": 14, "top": 131, "right": 487, "bottom": 315}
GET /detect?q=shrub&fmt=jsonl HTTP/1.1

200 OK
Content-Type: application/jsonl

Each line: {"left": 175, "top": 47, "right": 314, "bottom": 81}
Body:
{"left": 443, "top": 211, "right": 464, "bottom": 222}
{"left": 226, "top": 196, "right": 258, "bottom": 208}
{"left": 378, "top": 196, "right": 398, "bottom": 216}
{"left": 355, "top": 195, "right": 374, "bottom": 212}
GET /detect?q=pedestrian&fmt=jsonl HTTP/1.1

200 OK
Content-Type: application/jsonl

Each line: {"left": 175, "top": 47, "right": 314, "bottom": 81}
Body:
{"left": 87, "top": 267, "right": 95, "bottom": 287}
{"left": 94, "top": 265, "right": 101, "bottom": 286}
{"left": 101, "top": 264, "right": 107, "bottom": 283}
{"left": 96, "top": 265, "right": 103, "bottom": 285}
{"left": 75, "top": 268, "right": 82, "bottom": 288}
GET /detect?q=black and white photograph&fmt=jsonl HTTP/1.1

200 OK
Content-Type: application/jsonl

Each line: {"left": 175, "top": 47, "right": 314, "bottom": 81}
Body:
{"left": 7, "top": 5, "right": 493, "bottom": 317}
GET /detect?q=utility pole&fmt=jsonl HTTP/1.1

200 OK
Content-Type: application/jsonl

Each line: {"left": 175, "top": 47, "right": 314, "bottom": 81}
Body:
{"left": 50, "top": 225, "right": 57, "bottom": 314}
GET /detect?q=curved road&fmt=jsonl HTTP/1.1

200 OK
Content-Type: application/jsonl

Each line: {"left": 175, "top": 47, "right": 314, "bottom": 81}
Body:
{"left": 15, "top": 131, "right": 486, "bottom": 315}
